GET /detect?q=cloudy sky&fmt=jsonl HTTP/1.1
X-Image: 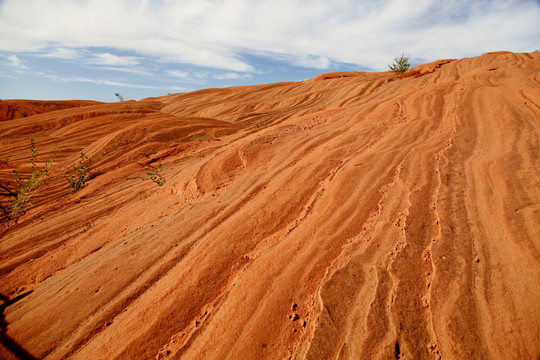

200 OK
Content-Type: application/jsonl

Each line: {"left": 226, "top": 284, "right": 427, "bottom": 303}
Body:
{"left": 1, "top": 0, "right": 539, "bottom": 102}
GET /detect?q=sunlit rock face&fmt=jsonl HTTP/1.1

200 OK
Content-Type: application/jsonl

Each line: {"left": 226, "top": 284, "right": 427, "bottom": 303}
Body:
{"left": 0, "top": 51, "right": 539, "bottom": 360}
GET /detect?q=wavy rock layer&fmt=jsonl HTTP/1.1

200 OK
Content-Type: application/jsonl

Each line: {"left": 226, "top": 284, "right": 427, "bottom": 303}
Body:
{"left": 0, "top": 100, "right": 100, "bottom": 122}
{"left": 0, "top": 51, "right": 539, "bottom": 360}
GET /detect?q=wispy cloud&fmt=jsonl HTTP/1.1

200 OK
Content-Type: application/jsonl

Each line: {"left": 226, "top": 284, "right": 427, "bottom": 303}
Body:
{"left": 166, "top": 70, "right": 190, "bottom": 79}
{"left": 0, "top": 72, "right": 17, "bottom": 79}
{"left": 213, "top": 72, "right": 252, "bottom": 80}
{"left": 37, "top": 47, "right": 84, "bottom": 60}
{"left": 43, "top": 73, "right": 187, "bottom": 91}
{"left": 165, "top": 70, "right": 251, "bottom": 82}
{"left": 95, "top": 66, "right": 153, "bottom": 76}
{"left": 165, "top": 70, "right": 210, "bottom": 83}
{"left": 1, "top": 0, "right": 538, "bottom": 72}
{"left": 88, "top": 53, "right": 140, "bottom": 67}
{"left": 3, "top": 54, "right": 29, "bottom": 69}
{"left": 269, "top": 53, "right": 332, "bottom": 69}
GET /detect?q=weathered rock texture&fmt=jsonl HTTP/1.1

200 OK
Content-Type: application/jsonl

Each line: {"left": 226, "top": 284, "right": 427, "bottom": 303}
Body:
{"left": 0, "top": 51, "right": 539, "bottom": 359}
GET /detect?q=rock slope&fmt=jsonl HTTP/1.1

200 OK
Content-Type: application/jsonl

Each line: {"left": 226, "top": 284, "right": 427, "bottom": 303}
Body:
{"left": 0, "top": 51, "right": 539, "bottom": 359}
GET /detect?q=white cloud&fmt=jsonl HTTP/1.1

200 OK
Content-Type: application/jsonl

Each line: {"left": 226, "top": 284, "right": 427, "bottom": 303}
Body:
{"left": 3, "top": 54, "right": 28, "bottom": 69}
{"left": 213, "top": 72, "right": 252, "bottom": 80}
{"left": 95, "top": 66, "right": 153, "bottom": 76}
{"left": 88, "top": 53, "right": 140, "bottom": 66}
{"left": 165, "top": 70, "right": 210, "bottom": 83}
{"left": 38, "top": 47, "right": 84, "bottom": 60}
{"left": 0, "top": 72, "right": 17, "bottom": 79}
{"left": 166, "top": 70, "right": 190, "bottom": 79}
{"left": 42, "top": 73, "right": 188, "bottom": 91}
{"left": 269, "top": 53, "right": 332, "bottom": 69}
{"left": 0, "top": 0, "right": 539, "bottom": 72}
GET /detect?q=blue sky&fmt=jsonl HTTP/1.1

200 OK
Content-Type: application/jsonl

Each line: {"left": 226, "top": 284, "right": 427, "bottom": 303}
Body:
{"left": 1, "top": 0, "right": 539, "bottom": 102}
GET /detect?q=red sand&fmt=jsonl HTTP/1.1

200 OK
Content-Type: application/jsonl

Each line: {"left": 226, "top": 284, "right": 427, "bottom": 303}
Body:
{"left": 0, "top": 51, "right": 539, "bottom": 359}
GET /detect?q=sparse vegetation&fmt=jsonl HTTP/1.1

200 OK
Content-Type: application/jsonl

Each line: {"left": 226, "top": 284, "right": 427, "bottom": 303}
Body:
{"left": 127, "top": 162, "right": 166, "bottom": 186}
{"left": 196, "top": 132, "right": 215, "bottom": 142}
{"left": 317, "top": 103, "right": 328, "bottom": 111}
{"left": 66, "top": 152, "right": 91, "bottom": 193}
{"left": 254, "top": 122, "right": 270, "bottom": 130}
{"left": 389, "top": 54, "right": 411, "bottom": 73}
{"left": 115, "top": 92, "right": 125, "bottom": 102}
{"left": 0, "top": 139, "right": 56, "bottom": 229}
{"left": 83, "top": 221, "right": 93, "bottom": 232}
{"left": 255, "top": 122, "right": 270, "bottom": 130}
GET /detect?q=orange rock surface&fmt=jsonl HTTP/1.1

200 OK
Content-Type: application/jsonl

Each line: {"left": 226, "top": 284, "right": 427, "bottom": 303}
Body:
{"left": 0, "top": 51, "right": 539, "bottom": 359}
{"left": 0, "top": 100, "right": 100, "bottom": 122}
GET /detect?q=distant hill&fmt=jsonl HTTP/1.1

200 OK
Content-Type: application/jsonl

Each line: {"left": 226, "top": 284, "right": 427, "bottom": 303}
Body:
{"left": 0, "top": 100, "right": 101, "bottom": 121}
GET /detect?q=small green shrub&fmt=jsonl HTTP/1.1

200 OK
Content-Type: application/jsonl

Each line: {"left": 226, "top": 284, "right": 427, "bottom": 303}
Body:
{"left": 115, "top": 92, "right": 125, "bottom": 102}
{"left": 127, "top": 163, "right": 166, "bottom": 186}
{"left": 254, "top": 122, "right": 270, "bottom": 130}
{"left": 83, "top": 221, "right": 93, "bottom": 232}
{"left": 147, "top": 163, "right": 166, "bottom": 186}
{"left": 66, "top": 152, "right": 91, "bottom": 193}
{"left": 389, "top": 54, "right": 411, "bottom": 73}
{"left": 0, "top": 139, "right": 56, "bottom": 229}
{"left": 195, "top": 132, "right": 215, "bottom": 142}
